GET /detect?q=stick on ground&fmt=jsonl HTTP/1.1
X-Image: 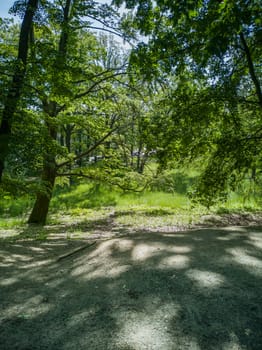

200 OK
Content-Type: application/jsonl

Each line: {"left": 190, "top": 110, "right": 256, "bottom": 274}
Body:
{"left": 56, "top": 241, "right": 97, "bottom": 262}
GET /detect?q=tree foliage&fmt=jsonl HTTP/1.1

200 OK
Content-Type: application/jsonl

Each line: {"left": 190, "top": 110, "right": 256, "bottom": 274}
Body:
{"left": 0, "top": 0, "right": 261, "bottom": 224}
{"left": 0, "top": 0, "right": 39, "bottom": 181}
{"left": 1, "top": 0, "right": 154, "bottom": 224}
{"left": 113, "top": 0, "right": 262, "bottom": 205}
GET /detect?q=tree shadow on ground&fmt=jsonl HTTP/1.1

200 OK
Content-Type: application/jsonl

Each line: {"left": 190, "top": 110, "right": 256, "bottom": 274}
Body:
{"left": 0, "top": 226, "right": 262, "bottom": 349}
{"left": 3, "top": 208, "right": 262, "bottom": 242}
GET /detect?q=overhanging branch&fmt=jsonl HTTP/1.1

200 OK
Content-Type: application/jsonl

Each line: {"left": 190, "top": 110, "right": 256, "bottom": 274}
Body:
{"left": 56, "top": 171, "right": 150, "bottom": 193}
{"left": 56, "top": 127, "right": 118, "bottom": 169}
{"left": 240, "top": 32, "right": 262, "bottom": 109}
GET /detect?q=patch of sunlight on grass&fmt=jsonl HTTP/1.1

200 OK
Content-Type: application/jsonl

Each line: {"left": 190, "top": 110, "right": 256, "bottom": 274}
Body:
{"left": 216, "top": 192, "right": 261, "bottom": 213}
{"left": 117, "top": 191, "right": 190, "bottom": 209}
{"left": 0, "top": 195, "right": 33, "bottom": 217}
{"left": 186, "top": 269, "right": 226, "bottom": 289}
{"left": 131, "top": 243, "right": 160, "bottom": 261}
{"left": 48, "top": 207, "right": 112, "bottom": 225}
{"left": 227, "top": 247, "right": 262, "bottom": 273}
{"left": 247, "top": 233, "right": 262, "bottom": 249}
{"left": 158, "top": 255, "right": 190, "bottom": 269}
{"left": 0, "top": 229, "right": 20, "bottom": 240}
{"left": 51, "top": 183, "right": 117, "bottom": 211}
{"left": 0, "top": 277, "right": 19, "bottom": 286}
{"left": 115, "top": 302, "right": 195, "bottom": 350}
{"left": 0, "top": 217, "right": 25, "bottom": 229}
{"left": 114, "top": 208, "right": 203, "bottom": 229}
{"left": 223, "top": 333, "right": 247, "bottom": 350}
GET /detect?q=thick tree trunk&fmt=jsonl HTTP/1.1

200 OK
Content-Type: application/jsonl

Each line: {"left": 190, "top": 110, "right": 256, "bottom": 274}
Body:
{"left": 0, "top": 0, "right": 38, "bottom": 182}
{"left": 28, "top": 158, "right": 56, "bottom": 225}
{"left": 28, "top": 102, "right": 57, "bottom": 225}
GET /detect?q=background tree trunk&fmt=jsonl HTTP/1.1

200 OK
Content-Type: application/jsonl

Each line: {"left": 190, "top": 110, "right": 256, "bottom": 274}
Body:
{"left": 0, "top": 0, "right": 38, "bottom": 182}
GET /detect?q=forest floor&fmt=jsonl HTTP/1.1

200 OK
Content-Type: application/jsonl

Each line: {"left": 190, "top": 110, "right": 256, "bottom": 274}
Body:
{"left": 0, "top": 214, "right": 262, "bottom": 349}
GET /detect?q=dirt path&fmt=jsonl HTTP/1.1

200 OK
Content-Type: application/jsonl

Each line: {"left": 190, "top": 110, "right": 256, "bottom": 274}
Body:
{"left": 0, "top": 226, "right": 262, "bottom": 349}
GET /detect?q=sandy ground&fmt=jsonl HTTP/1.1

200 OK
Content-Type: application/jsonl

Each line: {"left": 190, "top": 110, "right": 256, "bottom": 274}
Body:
{"left": 0, "top": 225, "right": 262, "bottom": 350}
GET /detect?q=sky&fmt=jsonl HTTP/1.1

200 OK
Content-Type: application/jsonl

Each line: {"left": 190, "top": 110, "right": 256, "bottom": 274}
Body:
{"left": 0, "top": 0, "right": 130, "bottom": 47}
{"left": 0, "top": 1, "right": 113, "bottom": 19}
{"left": 0, "top": 0, "right": 15, "bottom": 19}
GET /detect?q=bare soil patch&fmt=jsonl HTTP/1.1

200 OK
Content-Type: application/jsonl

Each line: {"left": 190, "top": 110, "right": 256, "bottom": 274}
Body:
{"left": 0, "top": 225, "right": 262, "bottom": 349}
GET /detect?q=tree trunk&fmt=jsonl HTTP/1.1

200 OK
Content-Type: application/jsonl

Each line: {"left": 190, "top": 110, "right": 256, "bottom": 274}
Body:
{"left": 0, "top": 0, "right": 38, "bottom": 182}
{"left": 59, "top": 128, "right": 65, "bottom": 146}
{"left": 136, "top": 143, "right": 143, "bottom": 173}
{"left": 77, "top": 130, "right": 82, "bottom": 167}
{"left": 65, "top": 124, "right": 74, "bottom": 153}
{"left": 28, "top": 158, "right": 56, "bottom": 225}
{"left": 28, "top": 102, "right": 57, "bottom": 225}
{"left": 64, "top": 124, "right": 75, "bottom": 185}
{"left": 28, "top": 0, "right": 73, "bottom": 224}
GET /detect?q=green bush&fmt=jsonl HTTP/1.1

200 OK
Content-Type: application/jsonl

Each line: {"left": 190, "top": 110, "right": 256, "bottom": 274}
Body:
{"left": 0, "top": 195, "right": 32, "bottom": 217}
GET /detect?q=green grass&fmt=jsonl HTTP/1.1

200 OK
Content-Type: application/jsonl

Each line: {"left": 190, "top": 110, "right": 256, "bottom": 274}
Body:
{"left": 214, "top": 191, "right": 262, "bottom": 213}
{"left": 49, "top": 183, "right": 192, "bottom": 218}
{"left": 116, "top": 191, "right": 189, "bottom": 209}
{"left": 0, "top": 217, "right": 26, "bottom": 229}
{"left": 0, "top": 195, "right": 33, "bottom": 217}
{"left": 1, "top": 171, "right": 262, "bottom": 235}
{"left": 50, "top": 183, "right": 117, "bottom": 212}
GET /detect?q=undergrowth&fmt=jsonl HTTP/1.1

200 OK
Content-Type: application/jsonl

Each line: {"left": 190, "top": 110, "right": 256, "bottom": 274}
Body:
{"left": 1, "top": 170, "right": 261, "bottom": 234}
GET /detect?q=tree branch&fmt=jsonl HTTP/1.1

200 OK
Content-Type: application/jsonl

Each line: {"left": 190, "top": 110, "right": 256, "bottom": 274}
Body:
{"left": 240, "top": 32, "right": 262, "bottom": 109}
{"left": 56, "top": 127, "right": 118, "bottom": 169}
{"left": 74, "top": 25, "right": 124, "bottom": 39}
{"left": 56, "top": 172, "right": 150, "bottom": 193}
{"left": 74, "top": 72, "right": 127, "bottom": 100}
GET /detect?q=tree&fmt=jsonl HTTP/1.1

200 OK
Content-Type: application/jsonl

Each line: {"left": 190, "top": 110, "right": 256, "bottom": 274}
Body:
{"left": 0, "top": 1, "right": 155, "bottom": 224}
{"left": 24, "top": 0, "right": 139, "bottom": 224}
{"left": 113, "top": 0, "right": 262, "bottom": 204}
{"left": 0, "top": 0, "right": 39, "bottom": 182}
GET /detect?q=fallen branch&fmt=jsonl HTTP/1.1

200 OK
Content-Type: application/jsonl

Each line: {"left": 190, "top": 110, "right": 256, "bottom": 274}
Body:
{"left": 56, "top": 241, "right": 97, "bottom": 262}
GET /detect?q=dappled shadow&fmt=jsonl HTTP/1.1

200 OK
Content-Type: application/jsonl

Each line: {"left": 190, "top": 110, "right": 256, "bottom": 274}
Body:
{"left": 0, "top": 226, "right": 262, "bottom": 349}
{"left": 2, "top": 208, "right": 262, "bottom": 243}
{"left": 197, "top": 212, "right": 262, "bottom": 227}
{"left": 9, "top": 210, "right": 173, "bottom": 241}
